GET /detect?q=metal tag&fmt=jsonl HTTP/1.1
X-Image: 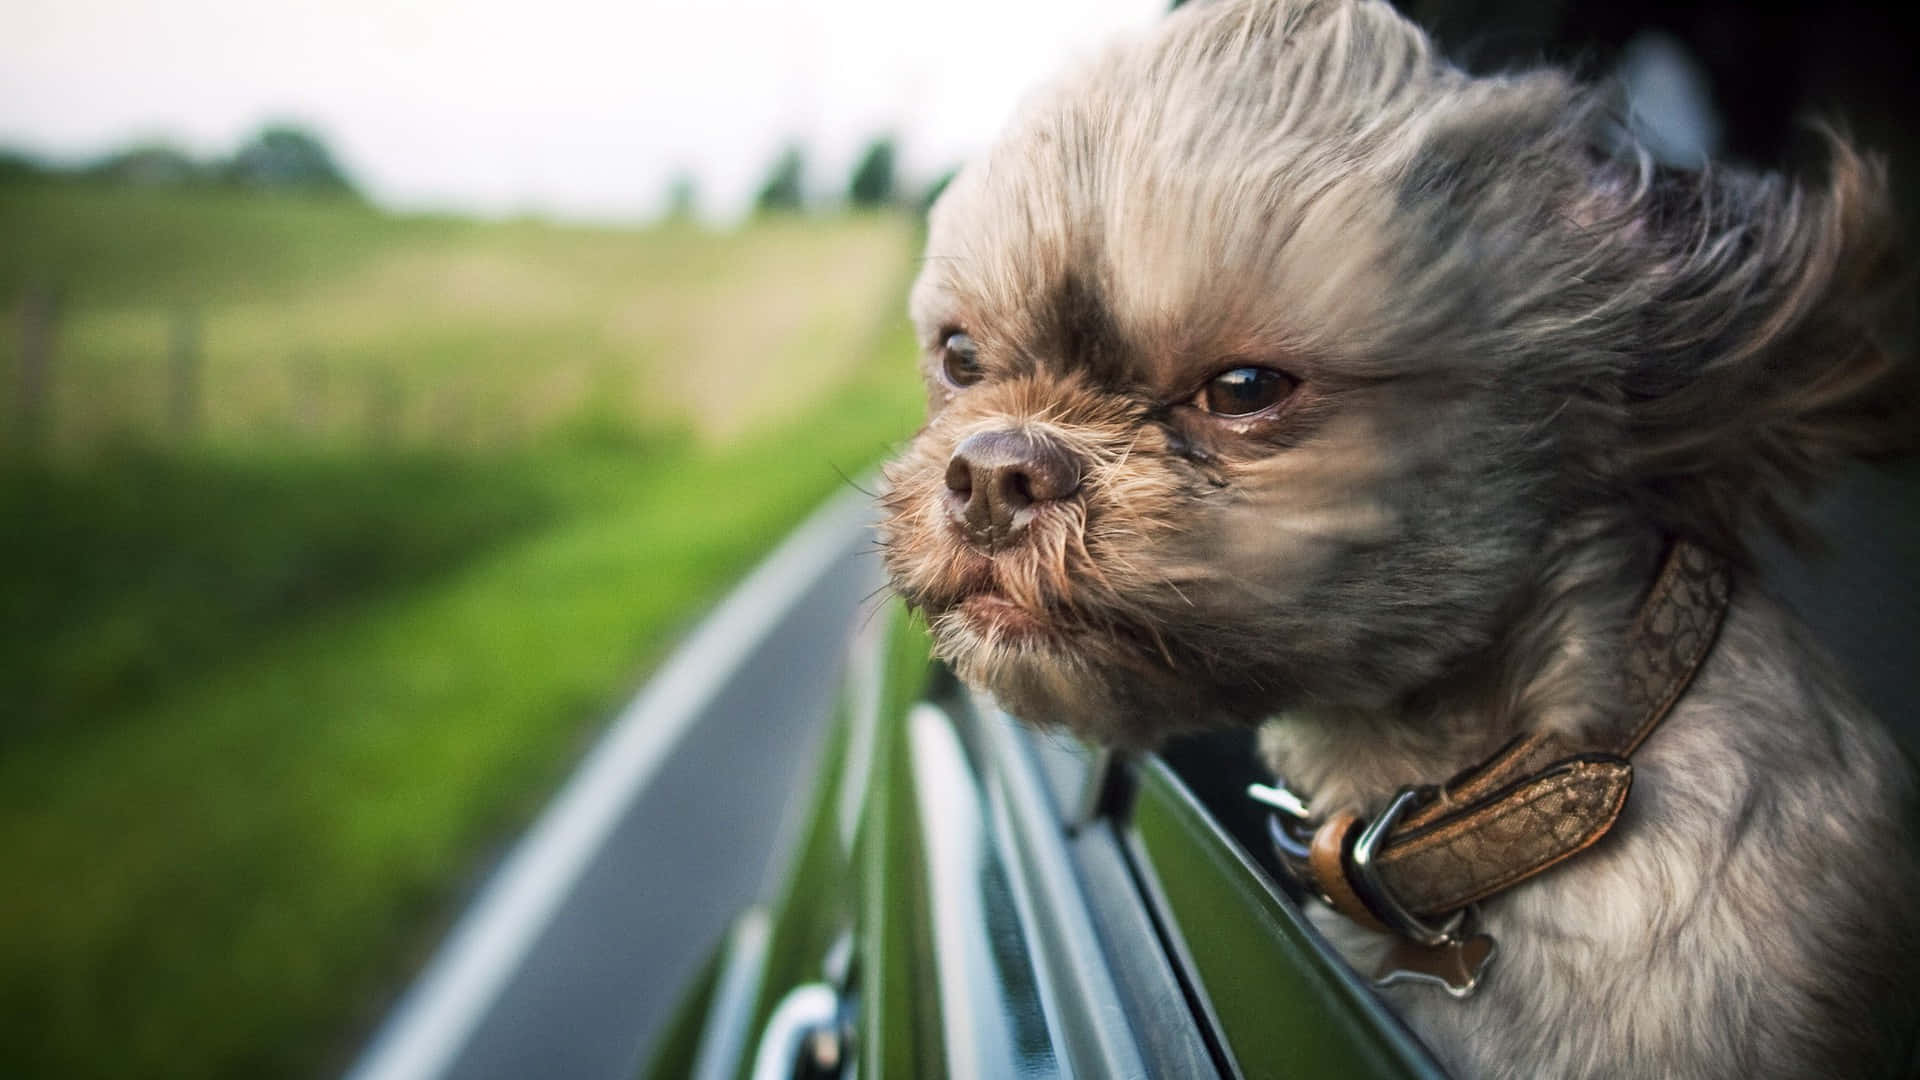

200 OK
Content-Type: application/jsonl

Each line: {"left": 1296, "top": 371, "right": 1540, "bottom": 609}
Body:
{"left": 1375, "top": 933, "right": 1496, "bottom": 998}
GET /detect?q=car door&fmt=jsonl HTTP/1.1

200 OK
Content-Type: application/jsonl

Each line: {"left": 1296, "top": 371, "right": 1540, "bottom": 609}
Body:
{"left": 646, "top": 601, "right": 1448, "bottom": 1080}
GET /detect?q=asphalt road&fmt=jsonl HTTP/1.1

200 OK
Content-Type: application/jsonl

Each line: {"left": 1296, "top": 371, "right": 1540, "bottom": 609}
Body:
{"left": 450, "top": 556, "right": 880, "bottom": 1080}
{"left": 348, "top": 492, "right": 885, "bottom": 1080}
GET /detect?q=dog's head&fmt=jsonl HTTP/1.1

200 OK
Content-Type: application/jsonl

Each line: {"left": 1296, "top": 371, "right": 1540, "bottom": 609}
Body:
{"left": 880, "top": 0, "right": 1912, "bottom": 747}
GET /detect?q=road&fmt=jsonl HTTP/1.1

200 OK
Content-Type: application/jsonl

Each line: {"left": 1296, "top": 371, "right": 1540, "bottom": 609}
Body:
{"left": 347, "top": 489, "right": 885, "bottom": 1080}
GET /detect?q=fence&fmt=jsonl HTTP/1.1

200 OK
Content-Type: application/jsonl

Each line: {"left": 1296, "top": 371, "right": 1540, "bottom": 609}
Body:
{"left": 7, "top": 287, "right": 539, "bottom": 457}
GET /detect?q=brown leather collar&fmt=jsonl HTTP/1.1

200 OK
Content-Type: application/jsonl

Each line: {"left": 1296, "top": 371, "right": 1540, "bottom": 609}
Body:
{"left": 1260, "top": 539, "right": 1733, "bottom": 939}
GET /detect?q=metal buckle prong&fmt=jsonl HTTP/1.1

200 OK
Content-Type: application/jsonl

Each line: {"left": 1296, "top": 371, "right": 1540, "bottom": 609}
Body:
{"left": 1348, "top": 785, "right": 1466, "bottom": 947}
{"left": 1247, "top": 781, "right": 1312, "bottom": 822}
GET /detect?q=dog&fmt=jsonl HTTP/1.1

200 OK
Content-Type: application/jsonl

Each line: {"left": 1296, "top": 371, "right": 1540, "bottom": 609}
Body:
{"left": 878, "top": 0, "right": 1920, "bottom": 1076}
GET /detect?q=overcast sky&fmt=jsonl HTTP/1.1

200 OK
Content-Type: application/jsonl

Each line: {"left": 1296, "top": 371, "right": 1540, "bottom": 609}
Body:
{"left": 1, "top": 0, "right": 1167, "bottom": 223}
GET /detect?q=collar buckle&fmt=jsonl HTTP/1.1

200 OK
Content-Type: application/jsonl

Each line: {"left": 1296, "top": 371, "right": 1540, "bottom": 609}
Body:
{"left": 1348, "top": 786, "right": 1466, "bottom": 946}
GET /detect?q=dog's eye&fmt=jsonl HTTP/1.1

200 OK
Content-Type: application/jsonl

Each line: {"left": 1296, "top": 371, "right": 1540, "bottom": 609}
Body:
{"left": 940, "top": 331, "right": 983, "bottom": 387}
{"left": 1198, "top": 367, "right": 1294, "bottom": 417}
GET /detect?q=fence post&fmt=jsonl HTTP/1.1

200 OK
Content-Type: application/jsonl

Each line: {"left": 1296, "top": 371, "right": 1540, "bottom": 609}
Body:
{"left": 169, "top": 304, "right": 201, "bottom": 440}
{"left": 366, "top": 369, "right": 403, "bottom": 448}
{"left": 433, "top": 386, "right": 471, "bottom": 449}
{"left": 294, "top": 352, "right": 327, "bottom": 438}
{"left": 16, "top": 286, "right": 56, "bottom": 452}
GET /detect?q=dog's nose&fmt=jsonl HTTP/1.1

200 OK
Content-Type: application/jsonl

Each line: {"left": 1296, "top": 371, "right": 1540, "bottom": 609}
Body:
{"left": 944, "top": 429, "right": 1080, "bottom": 548}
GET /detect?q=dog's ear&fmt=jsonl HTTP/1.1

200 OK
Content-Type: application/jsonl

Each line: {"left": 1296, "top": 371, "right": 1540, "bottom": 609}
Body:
{"left": 1611, "top": 135, "right": 1916, "bottom": 559}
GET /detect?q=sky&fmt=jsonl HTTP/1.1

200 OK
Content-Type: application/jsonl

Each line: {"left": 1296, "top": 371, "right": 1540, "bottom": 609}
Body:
{"left": 0, "top": 0, "right": 1167, "bottom": 223}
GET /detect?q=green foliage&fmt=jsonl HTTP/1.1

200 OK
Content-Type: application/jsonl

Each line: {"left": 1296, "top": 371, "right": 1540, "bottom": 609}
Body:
{"left": 0, "top": 416, "right": 920, "bottom": 1079}
{"left": 847, "top": 136, "right": 897, "bottom": 208}
{"left": 0, "top": 123, "right": 358, "bottom": 197}
{"left": 0, "top": 147, "right": 54, "bottom": 183}
{"left": 221, "top": 124, "right": 359, "bottom": 197}
{"left": 665, "top": 169, "right": 701, "bottom": 220}
{"left": 0, "top": 449, "right": 555, "bottom": 741}
{"left": 755, "top": 143, "right": 808, "bottom": 213}
{"left": 83, "top": 142, "right": 207, "bottom": 188}
{"left": 918, "top": 166, "right": 959, "bottom": 215}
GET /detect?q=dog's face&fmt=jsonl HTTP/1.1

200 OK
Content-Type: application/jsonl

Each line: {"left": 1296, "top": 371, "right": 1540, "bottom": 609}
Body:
{"left": 880, "top": 0, "right": 1907, "bottom": 747}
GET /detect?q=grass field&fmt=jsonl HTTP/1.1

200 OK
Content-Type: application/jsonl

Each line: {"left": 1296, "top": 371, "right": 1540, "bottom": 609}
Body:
{"left": 2, "top": 183, "right": 912, "bottom": 451}
{"left": 0, "top": 181, "right": 926, "bottom": 1078}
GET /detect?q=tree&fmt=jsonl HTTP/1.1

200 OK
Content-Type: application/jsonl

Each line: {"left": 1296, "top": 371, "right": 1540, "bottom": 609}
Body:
{"left": 918, "top": 166, "right": 960, "bottom": 216}
{"left": 221, "top": 124, "right": 359, "bottom": 197}
{"left": 754, "top": 144, "right": 807, "bottom": 214}
{"left": 664, "top": 170, "right": 700, "bottom": 221}
{"left": 0, "top": 147, "right": 50, "bottom": 184}
{"left": 85, "top": 142, "right": 205, "bottom": 187}
{"left": 846, "top": 136, "right": 897, "bottom": 208}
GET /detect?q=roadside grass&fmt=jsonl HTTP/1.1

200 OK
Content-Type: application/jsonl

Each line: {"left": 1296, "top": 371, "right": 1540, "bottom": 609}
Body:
{"left": 0, "top": 449, "right": 559, "bottom": 740}
{"left": 0, "top": 366, "right": 922, "bottom": 1079}
{"left": 0, "top": 183, "right": 928, "bottom": 1078}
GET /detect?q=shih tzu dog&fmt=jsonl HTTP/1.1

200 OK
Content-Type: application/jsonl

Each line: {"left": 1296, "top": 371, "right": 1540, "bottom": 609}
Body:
{"left": 879, "top": 0, "right": 1919, "bottom": 1076}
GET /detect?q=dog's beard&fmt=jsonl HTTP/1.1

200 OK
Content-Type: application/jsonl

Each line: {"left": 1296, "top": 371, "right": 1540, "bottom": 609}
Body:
{"left": 880, "top": 495, "right": 1251, "bottom": 749}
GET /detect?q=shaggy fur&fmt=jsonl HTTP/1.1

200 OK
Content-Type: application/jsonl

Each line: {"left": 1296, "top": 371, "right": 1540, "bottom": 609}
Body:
{"left": 878, "top": 1, "right": 1920, "bottom": 1076}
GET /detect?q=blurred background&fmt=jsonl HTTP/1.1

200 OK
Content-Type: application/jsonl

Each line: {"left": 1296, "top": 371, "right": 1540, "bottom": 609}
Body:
{"left": 2, "top": 1, "right": 1914, "bottom": 1078}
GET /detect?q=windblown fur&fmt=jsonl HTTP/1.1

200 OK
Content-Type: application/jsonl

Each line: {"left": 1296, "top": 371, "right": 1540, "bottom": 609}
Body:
{"left": 878, "top": 1, "right": 1920, "bottom": 1076}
